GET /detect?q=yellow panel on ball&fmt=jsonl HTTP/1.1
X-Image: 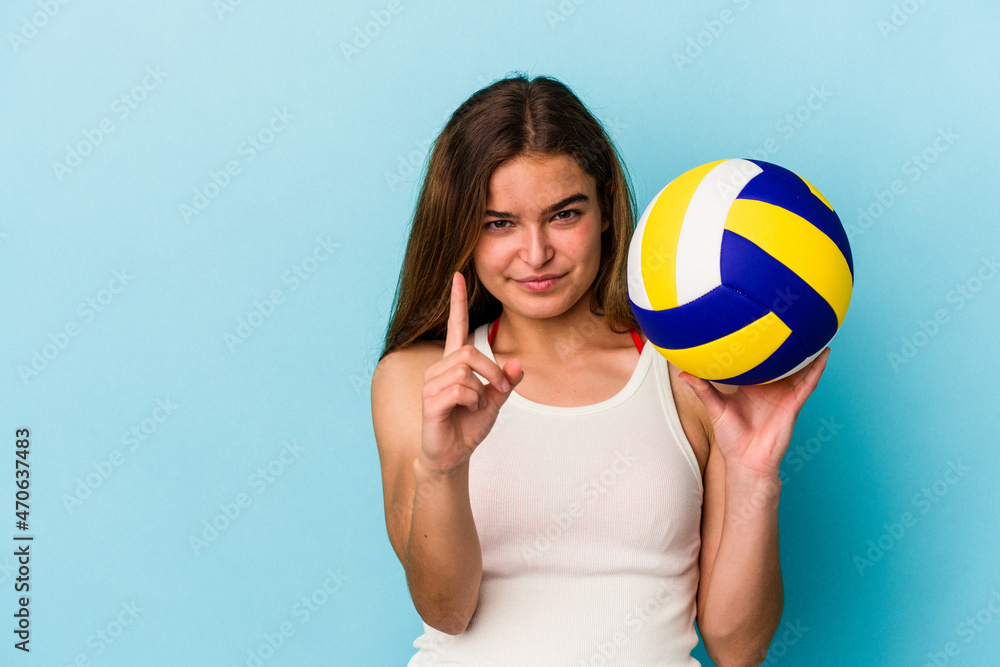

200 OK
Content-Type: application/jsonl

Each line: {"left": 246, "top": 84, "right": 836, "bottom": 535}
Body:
{"left": 650, "top": 311, "right": 793, "bottom": 381}
{"left": 640, "top": 159, "right": 725, "bottom": 310}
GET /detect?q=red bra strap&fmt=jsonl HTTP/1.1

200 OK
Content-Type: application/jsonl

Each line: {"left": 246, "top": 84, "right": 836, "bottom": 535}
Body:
{"left": 630, "top": 328, "right": 644, "bottom": 353}
{"left": 488, "top": 317, "right": 643, "bottom": 354}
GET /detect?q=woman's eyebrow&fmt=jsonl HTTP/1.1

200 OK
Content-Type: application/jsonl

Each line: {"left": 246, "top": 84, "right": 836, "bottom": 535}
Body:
{"left": 484, "top": 193, "right": 589, "bottom": 219}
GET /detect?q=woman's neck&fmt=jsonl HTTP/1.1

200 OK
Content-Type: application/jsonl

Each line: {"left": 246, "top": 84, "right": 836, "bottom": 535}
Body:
{"left": 491, "top": 309, "right": 637, "bottom": 359}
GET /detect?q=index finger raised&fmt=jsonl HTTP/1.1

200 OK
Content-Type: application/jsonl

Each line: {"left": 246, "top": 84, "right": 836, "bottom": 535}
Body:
{"left": 443, "top": 271, "right": 469, "bottom": 357}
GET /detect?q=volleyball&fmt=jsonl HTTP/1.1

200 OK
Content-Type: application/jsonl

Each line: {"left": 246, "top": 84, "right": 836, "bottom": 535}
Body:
{"left": 627, "top": 158, "right": 854, "bottom": 385}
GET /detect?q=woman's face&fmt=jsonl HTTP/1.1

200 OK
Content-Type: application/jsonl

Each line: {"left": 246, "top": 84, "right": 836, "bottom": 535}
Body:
{"left": 473, "top": 152, "right": 608, "bottom": 320}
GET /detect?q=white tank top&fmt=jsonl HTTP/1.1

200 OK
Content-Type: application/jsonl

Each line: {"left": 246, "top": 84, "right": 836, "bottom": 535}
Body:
{"left": 407, "top": 322, "right": 705, "bottom": 666}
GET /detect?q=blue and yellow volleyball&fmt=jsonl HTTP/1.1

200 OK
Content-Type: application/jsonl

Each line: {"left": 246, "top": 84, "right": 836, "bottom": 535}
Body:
{"left": 627, "top": 159, "right": 854, "bottom": 385}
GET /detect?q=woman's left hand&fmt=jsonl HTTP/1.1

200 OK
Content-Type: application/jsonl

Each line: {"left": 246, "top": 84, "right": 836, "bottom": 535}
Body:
{"left": 679, "top": 347, "right": 832, "bottom": 480}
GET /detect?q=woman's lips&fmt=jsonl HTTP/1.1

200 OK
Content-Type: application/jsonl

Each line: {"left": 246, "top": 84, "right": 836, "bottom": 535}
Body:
{"left": 516, "top": 275, "right": 561, "bottom": 291}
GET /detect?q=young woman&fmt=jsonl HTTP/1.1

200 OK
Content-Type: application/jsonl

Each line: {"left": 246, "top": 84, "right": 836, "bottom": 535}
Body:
{"left": 371, "top": 74, "right": 830, "bottom": 667}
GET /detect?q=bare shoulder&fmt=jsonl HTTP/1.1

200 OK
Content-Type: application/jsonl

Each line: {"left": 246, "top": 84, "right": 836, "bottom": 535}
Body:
{"left": 371, "top": 339, "right": 443, "bottom": 429}
{"left": 371, "top": 331, "right": 473, "bottom": 386}
{"left": 372, "top": 339, "right": 440, "bottom": 387}
{"left": 370, "top": 330, "right": 474, "bottom": 424}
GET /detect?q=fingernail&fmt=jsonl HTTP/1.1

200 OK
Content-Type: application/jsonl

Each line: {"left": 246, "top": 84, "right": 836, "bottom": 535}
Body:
{"left": 500, "top": 379, "right": 511, "bottom": 392}
{"left": 479, "top": 395, "right": 487, "bottom": 409}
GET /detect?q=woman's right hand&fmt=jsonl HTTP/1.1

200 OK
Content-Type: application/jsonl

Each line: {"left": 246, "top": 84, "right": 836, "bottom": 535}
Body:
{"left": 419, "top": 272, "right": 522, "bottom": 474}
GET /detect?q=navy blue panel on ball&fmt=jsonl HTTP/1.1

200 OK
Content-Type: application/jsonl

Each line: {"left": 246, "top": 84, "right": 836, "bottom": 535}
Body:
{"left": 745, "top": 159, "right": 802, "bottom": 185}
{"left": 719, "top": 335, "right": 807, "bottom": 385}
{"left": 740, "top": 163, "right": 854, "bottom": 278}
{"left": 630, "top": 285, "right": 770, "bottom": 350}
{"left": 720, "top": 230, "right": 838, "bottom": 355}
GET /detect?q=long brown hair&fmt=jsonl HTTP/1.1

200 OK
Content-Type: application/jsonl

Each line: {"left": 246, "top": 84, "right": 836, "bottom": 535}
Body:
{"left": 377, "top": 73, "right": 639, "bottom": 363}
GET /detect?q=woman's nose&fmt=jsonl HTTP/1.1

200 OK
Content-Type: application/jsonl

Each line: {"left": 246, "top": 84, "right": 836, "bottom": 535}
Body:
{"left": 522, "top": 226, "right": 553, "bottom": 266}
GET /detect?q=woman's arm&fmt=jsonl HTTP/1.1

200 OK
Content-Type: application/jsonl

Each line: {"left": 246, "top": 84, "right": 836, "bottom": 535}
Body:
{"left": 682, "top": 348, "right": 830, "bottom": 667}
{"left": 406, "top": 455, "right": 483, "bottom": 635}
{"left": 696, "top": 435, "right": 783, "bottom": 667}
{"left": 371, "top": 348, "right": 483, "bottom": 635}
{"left": 374, "top": 274, "right": 520, "bottom": 636}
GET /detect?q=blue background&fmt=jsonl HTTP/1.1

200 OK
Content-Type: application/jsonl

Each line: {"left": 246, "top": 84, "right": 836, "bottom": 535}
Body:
{"left": 2, "top": 1, "right": 998, "bottom": 665}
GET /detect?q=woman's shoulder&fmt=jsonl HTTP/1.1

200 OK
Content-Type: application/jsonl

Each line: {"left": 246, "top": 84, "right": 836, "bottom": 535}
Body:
{"left": 371, "top": 340, "right": 443, "bottom": 456}
{"left": 373, "top": 330, "right": 477, "bottom": 387}
{"left": 374, "top": 341, "right": 437, "bottom": 386}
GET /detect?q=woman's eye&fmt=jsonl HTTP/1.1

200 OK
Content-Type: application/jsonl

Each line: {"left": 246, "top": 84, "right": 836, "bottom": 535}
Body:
{"left": 485, "top": 211, "right": 578, "bottom": 230}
